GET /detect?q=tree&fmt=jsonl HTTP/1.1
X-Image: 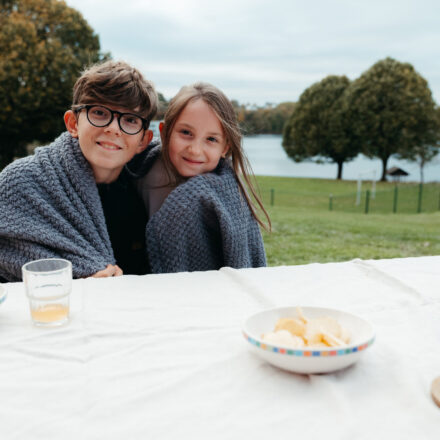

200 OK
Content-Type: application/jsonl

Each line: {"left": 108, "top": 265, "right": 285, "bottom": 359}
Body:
{"left": 265, "top": 102, "right": 297, "bottom": 134}
{"left": 398, "top": 107, "right": 440, "bottom": 182}
{"left": 154, "top": 92, "right": 168, "bottom": 120}
{"left": 282, "top": 75, "right": 359, "bottom": 179}
{"left": 0, "top": 0, "right": 109, "bottom": 169}
{"left": 394, "top": 106, "right": 440, "bottom": 182}
{"left": 406, "top": 144, "right": 439, "bottom": 183}
{"left": 346, "top": 57, "right": 439, "bottom": 181}
{"left": 231, "top": 100, "right": 296, "bottom": 135}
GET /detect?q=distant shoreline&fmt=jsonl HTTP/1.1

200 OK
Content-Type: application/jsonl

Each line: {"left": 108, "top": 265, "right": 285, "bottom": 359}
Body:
{"left": 243, "top": 134, "right": 439, "bottom": 183}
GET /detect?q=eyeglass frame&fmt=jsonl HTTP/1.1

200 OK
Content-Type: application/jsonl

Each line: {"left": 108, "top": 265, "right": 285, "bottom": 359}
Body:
{"left": 73, "top": 104, "right": 149, "bottom": 135}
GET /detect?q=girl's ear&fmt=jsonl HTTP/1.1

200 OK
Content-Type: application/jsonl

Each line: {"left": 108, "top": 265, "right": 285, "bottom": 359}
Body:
{"left": 222, "top": 144, "right": 230, "bottom": 158}
{"left": 64, "top": 110, "right": 79, "bottom": 138}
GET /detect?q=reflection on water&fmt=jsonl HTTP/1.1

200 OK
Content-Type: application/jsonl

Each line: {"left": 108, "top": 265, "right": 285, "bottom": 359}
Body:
{"left": 243, "top": 135, "right": 440, "bottom": 182}
{"left": 149, "top": 122, "right": 439, "bottom": 182}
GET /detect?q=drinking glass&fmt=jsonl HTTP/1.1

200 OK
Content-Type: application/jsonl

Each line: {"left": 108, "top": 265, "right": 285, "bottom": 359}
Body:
{"left": 22, "top": 258, "right": 72, "bottom": 327}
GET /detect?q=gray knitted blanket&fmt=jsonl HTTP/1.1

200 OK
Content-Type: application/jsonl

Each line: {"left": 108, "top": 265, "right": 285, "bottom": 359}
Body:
{"left": 0, "top": 134, "right": 266, "bottom": 280}
{"left": 0, "top": 132, "right": 115, "bottom": 281}
{"left": 130, "top": 145, "right": 267, "bottom": 273}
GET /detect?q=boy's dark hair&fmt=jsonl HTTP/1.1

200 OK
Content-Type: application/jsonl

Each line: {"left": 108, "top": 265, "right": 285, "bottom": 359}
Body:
{"left": 72, "top": 60, "right": 158, "bottom": 125}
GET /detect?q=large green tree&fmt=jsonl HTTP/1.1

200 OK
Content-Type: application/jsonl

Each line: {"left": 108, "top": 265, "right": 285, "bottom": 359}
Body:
{"left": 282, "top": 75, "right": 358, "bottom": 179}
{"left": 346, "top": 57, "right": 439, "bottom": 181}
{"left": 0, "top": 0, "right": 109, "bottom": 169}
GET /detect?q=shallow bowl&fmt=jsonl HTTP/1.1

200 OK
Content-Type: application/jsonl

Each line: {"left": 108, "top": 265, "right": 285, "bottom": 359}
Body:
{"left": 243, "top": 306, "right": 375, "bottom": 374}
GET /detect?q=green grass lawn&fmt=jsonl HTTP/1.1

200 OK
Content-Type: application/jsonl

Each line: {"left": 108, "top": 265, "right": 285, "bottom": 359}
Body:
{"left": 253, "top": 176, "right": 440, "bottom": 266}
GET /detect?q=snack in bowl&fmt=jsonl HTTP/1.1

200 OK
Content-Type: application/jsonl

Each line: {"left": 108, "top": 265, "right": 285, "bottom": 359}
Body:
{"left": 262, "top": 307, "right": 351, "bottom": 349}
{"left": 243, "top": 306, "right": 375, "bottom": 374}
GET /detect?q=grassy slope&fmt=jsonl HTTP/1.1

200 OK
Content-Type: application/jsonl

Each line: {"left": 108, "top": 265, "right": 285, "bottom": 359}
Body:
{"left": 253, "top": 176, "right": 440, "bottom": 266}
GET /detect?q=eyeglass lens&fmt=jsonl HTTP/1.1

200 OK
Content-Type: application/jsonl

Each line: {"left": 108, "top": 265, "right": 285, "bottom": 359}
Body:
{"left": 86, "top": 106, "right": 143, "bottom": 134}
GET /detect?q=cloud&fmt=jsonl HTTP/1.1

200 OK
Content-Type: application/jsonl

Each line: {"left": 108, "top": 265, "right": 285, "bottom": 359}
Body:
{"left": 66, "top": 0, "right": 440, "bottom": 104}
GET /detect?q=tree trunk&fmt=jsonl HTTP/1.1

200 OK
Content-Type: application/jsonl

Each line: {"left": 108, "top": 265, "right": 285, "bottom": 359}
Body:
{"left": 420, "top": 158, "right": 425, "bottom": 183}
{"left": 380, "top": 156, "right": 389, "bottom": 181}
{"left": 336, "top": 161, "right": 343, "bottom": 180}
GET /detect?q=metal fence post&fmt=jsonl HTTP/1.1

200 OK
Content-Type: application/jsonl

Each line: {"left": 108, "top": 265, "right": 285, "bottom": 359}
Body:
{"left": 417, "top": 183, "right": 423, "bottom": 213}
{"left": 393, "top": 186, "right": 398, "bottom": 213}
{"left": 270, "top": 188, "right": 274, "bottom": 206}
{"left": 365, "top": 190, "right": 370, "bottom": 214}
{"left": 329, "top": 194, "right": 333, "bottom": 211}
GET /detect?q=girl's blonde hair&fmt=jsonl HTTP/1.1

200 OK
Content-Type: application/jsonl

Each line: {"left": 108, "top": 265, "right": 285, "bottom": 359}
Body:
{"left": 161, "top": 82, "right": 270, "bottom": 230}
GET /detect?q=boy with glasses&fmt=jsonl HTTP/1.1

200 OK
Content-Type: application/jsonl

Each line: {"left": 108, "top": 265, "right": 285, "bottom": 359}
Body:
{"left": 0, "top": 60, "right": 158, "bottom": 281}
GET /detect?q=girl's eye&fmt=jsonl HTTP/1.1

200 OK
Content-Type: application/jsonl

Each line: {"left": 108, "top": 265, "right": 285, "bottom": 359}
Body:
{"left": 180, "top": 129, "right": 191, "bottom": 136}
{"left": 207, "top": 137, "right": 218, "bottom": 143}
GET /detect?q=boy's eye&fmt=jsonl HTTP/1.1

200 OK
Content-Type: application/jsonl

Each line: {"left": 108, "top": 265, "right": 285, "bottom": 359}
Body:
{"left": 92, "top": 109, "right": 107, "bottom": 118}
{"left": 124, "top": 116, "right": 138, "bottom": 125}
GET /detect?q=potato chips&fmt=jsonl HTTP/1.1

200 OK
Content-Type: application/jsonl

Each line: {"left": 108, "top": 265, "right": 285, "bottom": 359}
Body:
{"left": 262, "top": 307, "right": 350, "bottom": 349}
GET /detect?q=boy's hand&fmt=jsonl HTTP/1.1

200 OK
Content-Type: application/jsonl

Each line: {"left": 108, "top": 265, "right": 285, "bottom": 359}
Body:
{"left": 91, "top": 264, "right": 123, "bottom": 278}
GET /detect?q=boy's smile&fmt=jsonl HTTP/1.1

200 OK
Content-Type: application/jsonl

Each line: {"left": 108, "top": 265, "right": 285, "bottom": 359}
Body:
{"left": 96, "top": 140, "right": 123, "bottom": 151}
{"left": 64, "top": 106, "right": 152, "bottom": 183}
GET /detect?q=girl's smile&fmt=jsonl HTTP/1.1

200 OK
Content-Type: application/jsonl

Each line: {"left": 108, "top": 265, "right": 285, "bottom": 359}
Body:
{"left": 183, "top": 157, "right": 204, "bottom": 164}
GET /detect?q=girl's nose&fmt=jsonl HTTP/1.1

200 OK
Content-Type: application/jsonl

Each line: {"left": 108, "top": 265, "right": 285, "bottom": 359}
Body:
{"left": 188, "top": 139, "right": 202, "bottom": 153}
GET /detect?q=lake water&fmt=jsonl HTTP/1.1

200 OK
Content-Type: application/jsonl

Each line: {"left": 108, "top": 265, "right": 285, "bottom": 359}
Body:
{"left": 243, "top": 135, "right": 440, "bottom": 182}
{"left": 149, "top": 122, "right": 439, "bottom": 182}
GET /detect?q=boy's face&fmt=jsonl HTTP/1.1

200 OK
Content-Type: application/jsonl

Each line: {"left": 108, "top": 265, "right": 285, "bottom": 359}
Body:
{"left": 64, "top": 105, "right": 153, "bottom": 183}
{"left": 167, "top": 99, "right": 229, "bottom": 178}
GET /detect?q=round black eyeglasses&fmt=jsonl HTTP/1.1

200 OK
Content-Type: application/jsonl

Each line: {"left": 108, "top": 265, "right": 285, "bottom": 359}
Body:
{"left": 75, "top": 104, "right": 147, "bottom": 135}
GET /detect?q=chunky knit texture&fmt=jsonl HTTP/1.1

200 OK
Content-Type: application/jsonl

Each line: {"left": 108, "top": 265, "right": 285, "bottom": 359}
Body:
{"left": 131, "top": 145, "right": 267, "bottom": 273}
{"left": 0, "top": 135, "right": 266, "bottom": 280}
{"left": 0, "top": 132, "right": 115, "bottom": 281}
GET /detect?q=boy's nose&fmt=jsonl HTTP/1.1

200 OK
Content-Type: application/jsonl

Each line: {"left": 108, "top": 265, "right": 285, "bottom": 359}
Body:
{"left": 105, "top": 116, "right": 122, "bottom": 135}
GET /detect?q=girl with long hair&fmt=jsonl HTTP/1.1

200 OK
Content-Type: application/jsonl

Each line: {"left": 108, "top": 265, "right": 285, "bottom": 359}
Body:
{"left": 133, "top": 82, "right": 270, "bottom": 273}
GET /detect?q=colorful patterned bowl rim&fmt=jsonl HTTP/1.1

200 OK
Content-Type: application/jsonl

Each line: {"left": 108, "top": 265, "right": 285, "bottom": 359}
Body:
{"left": 242, "top": 306, "right": 375, "bottom": 357}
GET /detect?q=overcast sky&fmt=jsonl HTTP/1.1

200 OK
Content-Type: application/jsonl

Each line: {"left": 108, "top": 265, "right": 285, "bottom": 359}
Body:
{"left": 66, "top": 0, "right": 440, "bottom": 106}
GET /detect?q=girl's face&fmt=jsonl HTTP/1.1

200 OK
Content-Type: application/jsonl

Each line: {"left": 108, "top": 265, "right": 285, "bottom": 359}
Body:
{"left": 167, "top": 99, "right": 229, "bottom": 177}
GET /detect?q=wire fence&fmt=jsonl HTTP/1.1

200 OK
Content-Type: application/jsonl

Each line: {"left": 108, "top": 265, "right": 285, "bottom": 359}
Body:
{"left": 261, "top": 183, "right": 440, "bottom": 214}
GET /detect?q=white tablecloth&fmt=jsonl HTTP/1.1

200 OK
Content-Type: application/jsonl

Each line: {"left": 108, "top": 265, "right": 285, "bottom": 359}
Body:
{"left": 1, "top": 256, "right": 439, "bottom": 439}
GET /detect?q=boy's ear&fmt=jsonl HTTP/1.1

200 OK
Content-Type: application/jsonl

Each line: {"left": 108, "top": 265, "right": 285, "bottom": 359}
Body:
{"left": 137, "top": 129, "right": 153, "bottom": 153}
{"left": 159, "top": 122, "right": 166, "bottom": 145}
{"left": 64, "top": 110, "right": 78, "bottom": 138}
